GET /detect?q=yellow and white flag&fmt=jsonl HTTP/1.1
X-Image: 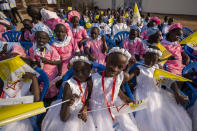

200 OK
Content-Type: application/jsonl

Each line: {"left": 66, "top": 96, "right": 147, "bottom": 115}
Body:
{"left": 156, "top": 43, "right": 172, "bottom": 64}
{"left": 153, "top": 68, "right": 192, "bottom": 82}
{"left": 132, "top": 2, "right": 141, "bottom": 25}
{"left": 0, "top": 56, "right": 39, "bottom": 98}
{"left": 0, "top": 102, "right": 46, "bottom": 126}
{"left": 180, "top": 31, "right": 197, "bottom": 50}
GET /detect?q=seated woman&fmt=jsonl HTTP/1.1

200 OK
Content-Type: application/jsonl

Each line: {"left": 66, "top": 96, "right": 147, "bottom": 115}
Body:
{"left": 161, "top": 23, "right": 190, "bottom": 76}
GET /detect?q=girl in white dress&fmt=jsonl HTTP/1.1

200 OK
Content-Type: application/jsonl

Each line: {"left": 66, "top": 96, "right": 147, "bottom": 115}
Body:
{"left": 90, "top": 47, "right": 139, "bottom": 131}
{"left": 0, "top": 57, "right": 40, "bottom": 131}
{"left": 42, "top": 55, "right": 95, "bottom": 131}
{"left": 133, "top": 46, "right": 192, "bottom": 131}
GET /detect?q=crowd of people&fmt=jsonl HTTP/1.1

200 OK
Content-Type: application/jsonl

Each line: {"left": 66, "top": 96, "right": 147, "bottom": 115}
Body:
{"left": 0, "top": 5, "right": 196, "bottom": 131}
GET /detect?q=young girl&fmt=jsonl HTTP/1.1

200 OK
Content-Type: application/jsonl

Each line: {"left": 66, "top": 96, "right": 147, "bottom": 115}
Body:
{"left": 133, "top": 46, "right": 192, "bottom": 131}
{"left": 21, "top": 19, "right": 34, "bottom": 42}
{"left": 84, "top": 27, "right": 108, "bottom": 65}
{"left": 71, "top": 16, "right": 89, "bottom": 51}
{"left": 29, "top": 27, "right": 61, "bottom": 99}
{"left": 89, "top": 47, "right": 139, "bottom": 131}
{"left": 161, "top": 23, "right": 190, "bottom": 76}
{"left": 123, "top": 25, "right": 146, "bottom": 61}
{"left": 53, "top": 24, "right": 80, "bottom": 75}
{"left": 0, "top": 56, "right": 40, "bottom": 131}
{"left": 42, "top": 56, "right": 95, "bottom": 131}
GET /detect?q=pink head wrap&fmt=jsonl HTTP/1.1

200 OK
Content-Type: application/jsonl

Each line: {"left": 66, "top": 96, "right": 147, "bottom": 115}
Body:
{"left": 68, "top": 10, "right": 81, "bottom": 22}
{"left": 150, "top": 16, "right": 161, "bottom": 25}
{"left": 168, "top": 23, "right": 183, "bottom": 32}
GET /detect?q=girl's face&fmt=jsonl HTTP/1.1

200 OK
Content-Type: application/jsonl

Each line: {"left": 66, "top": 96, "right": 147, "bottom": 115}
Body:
{"left": 55, "top": 25, "right": 66, "bottom": 41}
{"left": 91, "top": 28, "right": 99, "bottom": 39}
{"left": 144, "top": 52, "right": 159, "bottom": 67}
{"left": 169, "top": 29, "right": 183, "bottom": 42}
{"left": 73, "top": 61, "right": 91, "bottom": 82}
{"left": 129, "top": 29, "right": 138, "bottom": 40}
{"left": 106, "top": 53, "right": 128, "bottom": 77}
{"left": 0, "top": 44, "right": 7, "bottom": 55}
{"left": 35, "top": 31, "right": 49, "bottom": 47}
{"left": 149, "top": 31, "right": 162, "bottom": 44}
{"left": 71, "top": 17, "right": 79, "bottom": 28}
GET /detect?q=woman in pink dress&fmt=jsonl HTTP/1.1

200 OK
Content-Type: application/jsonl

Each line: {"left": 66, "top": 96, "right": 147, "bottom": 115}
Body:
{"left": 28, "top": 27, "right": 61, "bottom": 99}
{"left": 52, "top": 24, "right": 80, "bottom": 75}
{"left": 161, "top": 23, "right": 190, "bottom": 76}
{"left": 123, "top": 25, "right": 146, "bottom": 61}
{"left": 84, "top": 27, "right": 108, "bottom": 65}
{"left": 71, "top": 16, "right": 89, "bottom": 51}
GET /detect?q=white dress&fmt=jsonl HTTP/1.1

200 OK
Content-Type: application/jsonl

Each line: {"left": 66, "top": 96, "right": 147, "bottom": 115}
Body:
{"left": 90, "top": 72, "right": 139, "bottom": 131}
{"left": 134, "top": 65, "right": 192, "bottom": 131}
{"left": 42, "top": 78, "right": 96, "bottom": 131}
{"left": 1, "top": 81, "right": 33, "bottom": 131}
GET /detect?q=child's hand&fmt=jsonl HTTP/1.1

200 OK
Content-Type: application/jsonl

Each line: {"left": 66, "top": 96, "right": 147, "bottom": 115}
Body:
{"left": 89, "top": 55, "right": 96, "bottom": 61}
{"left": 40, "top": 57, "right": 50, "bottom": 64}
{"left": 168, "top": 56, "right": 177, "bottom": 60}
{"left": 68, "top": 94, "right": 80, "bottom": 106}
{"left": 122, "top": 96, "right": 133, "bottom": 104}
{"left": 78, "top": 105, "right": 88, "bottom": 122}
{"left": 22, "top": 72, "right": 36, "bottom": 79}
{"left": 174, "top": 92, "right": 189, "bottom": 105}
{"left": 128, "top": 59, "right": 136, "bottom": 66}
{"left": 133, "top": 67, "right": 140, "bottom": 76}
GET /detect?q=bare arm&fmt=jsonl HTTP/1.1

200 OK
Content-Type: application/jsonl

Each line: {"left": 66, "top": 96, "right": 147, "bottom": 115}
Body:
{"left": 101, "top": 35, "right": 108, "bottom": 53}
{"left": 118, "top": 89, "right": 133, "bottom": 104}
{"left": 84, "top": 47, "right": 96, "bottom": 61}
{"left": 22, "top": 72, "right": 40, "bottom": 102}
{"left": 60, "top": 83, "right": 73, "bottom": 122}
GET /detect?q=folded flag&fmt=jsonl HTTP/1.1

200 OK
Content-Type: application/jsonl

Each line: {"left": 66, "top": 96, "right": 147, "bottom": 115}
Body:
{"left": 132, "top": 2, "right": 141, "bottom": 25}
{"left": 180, "top": 31, "right": 197, "bottom": 50}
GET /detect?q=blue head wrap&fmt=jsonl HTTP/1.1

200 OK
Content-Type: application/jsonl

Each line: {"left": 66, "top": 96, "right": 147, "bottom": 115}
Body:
{"left": 146, "top": 26, "right": 159, "bottom": 37}
{"left": 130, "top": 25, "right": 140, "bottom": 33}
{"left": 31, "top": 23, "right": 53, "bottom": 38}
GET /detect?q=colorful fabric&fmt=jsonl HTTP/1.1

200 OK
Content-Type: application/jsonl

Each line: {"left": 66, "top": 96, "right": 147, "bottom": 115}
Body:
{"left": 85, "top": 37, "right": 106, "bottom": 65}
{"left": 123, "top": 38, "right": 146, "bottom": 59}
{"left": 161, "top": 39, "right": 185, "bottom": 76}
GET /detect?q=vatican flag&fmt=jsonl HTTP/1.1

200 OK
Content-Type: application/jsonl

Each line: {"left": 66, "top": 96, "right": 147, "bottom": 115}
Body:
{"left": 132, "top": 2, "right": 141, "bottom": 25}
{"left": 180, "top": 31, "right": 197, "bottom": 50}
{"left": 0, "top": 56, "right": 38, "bottom": 98}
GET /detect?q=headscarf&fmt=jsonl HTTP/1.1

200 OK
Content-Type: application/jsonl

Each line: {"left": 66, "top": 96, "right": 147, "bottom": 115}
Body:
{"left": 130, "top": 25, "right": 140, "bottom": 33}
{"left": 31, "top": 23, "right": 53, "bottom": 38}
{"left": 168, "top": 23, "right": 183, "bottom": 32}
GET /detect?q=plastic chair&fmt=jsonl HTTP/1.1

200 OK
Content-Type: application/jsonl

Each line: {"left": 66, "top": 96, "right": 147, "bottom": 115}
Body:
{"left": 35, "top": 67, "right": 50, "bottom": 101}
{"left": 182, "top": 62, "right": 197, "bottom": 108}
{"left": 31, "top": 67, "right": 49, "bottom": 131}
{"left": 113, "top": 31, "right": 129, "bottom": 47}
{"left": 20, "top": 41, "right": 33, "bottom": 56}
{"left": 184, "top": 45, "right": 197, "bottom": 61}
{"left": 182, "top": 27, "right": 194, "bottom": 39}
{"left": 104, "top": 34, "right": 116, "bottom": 50}
{"left": 2, "top": 30, "right": 21, "bottom": 42}
{"left": 57, "top": 62, "right": 106, "bottom": 99}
